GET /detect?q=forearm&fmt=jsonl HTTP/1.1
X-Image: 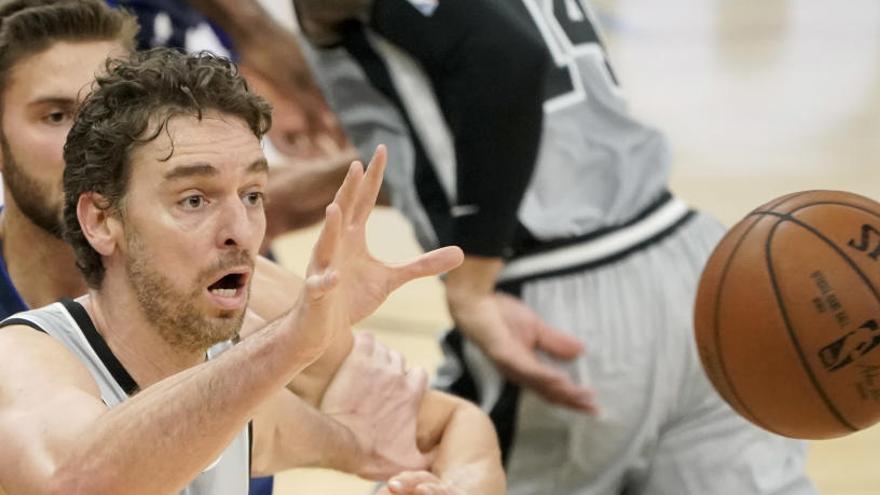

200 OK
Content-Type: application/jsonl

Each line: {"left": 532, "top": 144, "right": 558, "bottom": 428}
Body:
{"left": 185, "top": 0, "right": 277, "bottom": 43}
{"left": 370, "top": 0, "right": 547, "bottom": 256}
{"left": 252, "top": 389, "right": 363, "bottom": 475}
{"left": 444, "top": 255, "right": 504, "bottom": 345}
{"left": 286, "top": 329, "right": 353, "bottom": 405}
{"left": 52, "top": 315, "right": 314, "bottom": 494}
{"left": 418, "top": 392, "right": 505, "bottom": 494}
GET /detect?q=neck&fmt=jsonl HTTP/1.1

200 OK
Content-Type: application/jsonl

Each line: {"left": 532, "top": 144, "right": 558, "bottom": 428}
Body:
{"left": 83, "top": 279, "right": 208, "bottom": 389}
{"left": 0, "top": 197, "right": 87, "bottom": 308}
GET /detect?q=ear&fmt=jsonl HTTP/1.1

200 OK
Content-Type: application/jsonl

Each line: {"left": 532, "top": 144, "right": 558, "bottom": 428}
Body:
{"left": 77, "top": 192, "right": 122, "bottom": 257}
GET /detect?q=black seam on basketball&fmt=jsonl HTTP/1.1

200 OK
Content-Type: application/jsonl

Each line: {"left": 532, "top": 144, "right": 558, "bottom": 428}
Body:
{"left": 763, "top": 215, "right": 859, "bottom": 432}
{"left": 758, "top": 210, "right": 880, "bottom": 306}
{"left": 711, "top": 213, "right": 777, "bottom": 431}
{"left": 753, "top": 200, "right": 880, "bottom": 222}
{"left": 790, "top": 201, "right": 880, "bottom": 220}
{"left": 747, "top": 190, "right": 817, "bottom": 217}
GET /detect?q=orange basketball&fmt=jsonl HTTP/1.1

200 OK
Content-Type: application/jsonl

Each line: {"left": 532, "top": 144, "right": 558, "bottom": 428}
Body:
{"left": 695, "top": 190, "right": 880, "bottom": 439}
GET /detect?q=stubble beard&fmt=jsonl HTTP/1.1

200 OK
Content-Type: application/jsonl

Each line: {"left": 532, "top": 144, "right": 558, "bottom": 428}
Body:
{"left": 1, "top": 134, "right": 64, "bottom": 238}
{"left": 124, "top": 229, "right": 249, "bottom": 354}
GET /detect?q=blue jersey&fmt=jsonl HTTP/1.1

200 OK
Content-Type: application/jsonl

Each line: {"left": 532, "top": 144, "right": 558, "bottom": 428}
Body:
{"left": 0, "top": 208, "right": 28, "bottom": 319}
{"left": 110, "top": 0, "right": 235, "bottom": 57}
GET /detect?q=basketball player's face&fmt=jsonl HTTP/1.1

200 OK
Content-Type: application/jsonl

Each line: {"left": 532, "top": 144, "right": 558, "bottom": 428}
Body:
{"left": 0, "top": 40, "right": 125, "bottom": 237}
{"left": 118, "top": 113, "right": 268, "bottom": 352}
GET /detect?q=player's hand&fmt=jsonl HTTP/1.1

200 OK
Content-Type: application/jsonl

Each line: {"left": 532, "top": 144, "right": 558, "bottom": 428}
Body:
{"left": 378, "top": 471, "right": 465, "bottom": 495}
{"left": 285, "top": 145, "right": 464, "bottom": 363}
{"left": 320, "top": 333, "right": 433, "bottom": 480}
{"left": 448, "top": 290, "right": 597, "bottom": 414}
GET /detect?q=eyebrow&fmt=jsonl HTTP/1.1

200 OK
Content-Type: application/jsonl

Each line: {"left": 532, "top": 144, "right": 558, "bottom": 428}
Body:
{"left": 163, "top": 158, "right": 269, "bottom": 181}
{"left": 28, "top": 96, "right": 76, "bottom": 108}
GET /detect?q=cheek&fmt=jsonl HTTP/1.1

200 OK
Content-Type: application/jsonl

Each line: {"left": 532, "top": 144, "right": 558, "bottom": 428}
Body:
{"left": 249, "top": 208, "right": 267, "bottom": 247}
{"left": 5, "top": 122, "right": 68, "bottom": 179}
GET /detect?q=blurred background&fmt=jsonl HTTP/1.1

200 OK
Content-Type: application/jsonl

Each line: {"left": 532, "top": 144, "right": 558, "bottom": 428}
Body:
{"left": 271, "top": 0, "right": 880, "bottom": 493}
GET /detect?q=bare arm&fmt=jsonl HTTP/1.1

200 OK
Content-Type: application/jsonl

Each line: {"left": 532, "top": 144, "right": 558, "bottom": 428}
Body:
{"left": 248, "top": 149, "right": 503, "bottom": 491}
{"left": 0, "top": 148, "right": 457, "bottom": 494}
{"left": 0, "top": 316, "right": 349, "bottom": 495}
{"left": 250, "top": 260, "right": 508, "bottom": 491}
{"left": 186, "top": 0, "right": 343, "bottom": 149}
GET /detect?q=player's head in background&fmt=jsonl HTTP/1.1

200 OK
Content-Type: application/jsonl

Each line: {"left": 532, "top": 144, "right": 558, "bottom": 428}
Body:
{"left": 0, "top": 0, "right": 137, "bottom": 238}
{"left": 63, "top": 48, "right": 273, "bottom": 353}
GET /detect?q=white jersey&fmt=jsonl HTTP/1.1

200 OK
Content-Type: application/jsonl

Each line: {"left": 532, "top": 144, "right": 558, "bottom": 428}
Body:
{"left": 1, "top": 300, "right": 251, "bottom": 495}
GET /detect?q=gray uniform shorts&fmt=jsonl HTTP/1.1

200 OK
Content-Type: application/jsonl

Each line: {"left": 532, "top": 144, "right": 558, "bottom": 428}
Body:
{"left": 436, "top": 203, "right": 815, "bottom": 495}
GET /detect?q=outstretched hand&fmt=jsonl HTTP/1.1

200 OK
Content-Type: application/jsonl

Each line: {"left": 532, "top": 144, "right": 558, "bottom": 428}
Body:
{"left": 446, "top": 261, "right": 597, "bottom": 414}
{"left": 321, "top": 333, "right": 433, "bottom": 480}
{"left": 286, "top": 145, "right": 464, "bottom": 362}
{"left": 489, "top": 292, "right": 597, "bottom": 413}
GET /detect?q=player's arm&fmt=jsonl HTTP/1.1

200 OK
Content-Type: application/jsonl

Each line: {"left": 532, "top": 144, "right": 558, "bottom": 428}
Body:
{"left": 367, "top": 0, "right": 546, "bottom": 259}
{"left": 364, "top": 0, "right": 597, "bottom": 413}
{"left": 248, "top": 150, "right": 503, "bottom": 491}
{"left": 248, "top": 326, "right": 505, "bottom": 493}
{"left": 0, "top": 317, "right": 343, "bottom": 495}
{"left": 250, "top": 332, "right": 433, "bottom": 479}
{"left": 248, "top": 275, "right": 506, "bottom": 492}
{"left": 400, "top": 391, "right": 505, "bottom": 494}
{"left": 185, "top": 0, "right": 342, "bottom": 148}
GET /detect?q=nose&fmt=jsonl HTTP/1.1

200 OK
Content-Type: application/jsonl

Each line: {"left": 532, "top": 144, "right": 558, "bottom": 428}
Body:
{"left": 216, "top": 197, "right": 254, "bottom": 249}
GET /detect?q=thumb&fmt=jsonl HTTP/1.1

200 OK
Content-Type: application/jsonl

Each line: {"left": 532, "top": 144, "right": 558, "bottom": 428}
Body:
{"left": 536, "top": 323, "right": 585, "bottom": 360}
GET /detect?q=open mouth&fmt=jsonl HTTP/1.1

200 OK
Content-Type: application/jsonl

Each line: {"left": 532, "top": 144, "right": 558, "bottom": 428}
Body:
{"left": 207, "top": 271, "right": 249, "bottom": 298}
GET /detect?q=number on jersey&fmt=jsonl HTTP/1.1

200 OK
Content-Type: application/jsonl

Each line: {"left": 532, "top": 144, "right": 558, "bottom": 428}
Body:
{"left": 521, "top": 0, "right": 619, "bottom": 111}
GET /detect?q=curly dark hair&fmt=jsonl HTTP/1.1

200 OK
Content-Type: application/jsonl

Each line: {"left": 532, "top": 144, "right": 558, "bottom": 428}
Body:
{"left": 0, "top": 0, "right": 138, "bottom": 97}
{"left": 63, "top": 48, "right": 273, "bottom": 288}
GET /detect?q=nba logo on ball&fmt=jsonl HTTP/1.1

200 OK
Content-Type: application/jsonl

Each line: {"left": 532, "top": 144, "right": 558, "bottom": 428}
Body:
{"left": 694, "top": 190, "right": 880, "bottom": 439}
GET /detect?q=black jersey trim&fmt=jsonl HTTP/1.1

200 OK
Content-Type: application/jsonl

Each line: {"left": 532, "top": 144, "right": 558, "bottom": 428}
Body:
{"left": 60, "top": 298, "right": 139, "bottom": 396}
{"left": 0, "top": 317, "right": 47, "bottom": 333}
{"left": 248, "top": 421, "right": 254, "bottom": 477}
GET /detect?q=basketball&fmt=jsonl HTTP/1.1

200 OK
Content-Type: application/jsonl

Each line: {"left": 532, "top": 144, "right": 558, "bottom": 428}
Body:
{"left": 695, "top": 190, "right": 880, "bottom": 439}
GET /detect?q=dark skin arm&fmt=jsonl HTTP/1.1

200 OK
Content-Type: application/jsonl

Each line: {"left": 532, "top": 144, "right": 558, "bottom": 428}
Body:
{"left": 186, "top": 0, "right": 344, "bottom": 151}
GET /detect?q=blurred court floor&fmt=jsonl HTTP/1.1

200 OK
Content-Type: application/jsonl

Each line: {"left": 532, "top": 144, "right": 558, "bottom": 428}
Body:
{"left": 268, "top": 0, "right": 880, "bottom": 493}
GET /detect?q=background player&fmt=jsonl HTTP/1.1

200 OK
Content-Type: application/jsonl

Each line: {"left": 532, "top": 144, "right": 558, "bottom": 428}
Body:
{"left": 296, "top": 0, "right": 817, "bottom": 493}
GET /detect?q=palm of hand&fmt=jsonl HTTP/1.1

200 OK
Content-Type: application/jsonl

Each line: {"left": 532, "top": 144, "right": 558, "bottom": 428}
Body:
{"left": 294, "top": 146, "right": 463, "bottom": 359}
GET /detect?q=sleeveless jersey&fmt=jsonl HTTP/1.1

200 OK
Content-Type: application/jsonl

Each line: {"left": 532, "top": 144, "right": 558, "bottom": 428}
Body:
{"left": 1, "top": 300, "right": 251, "bottom": 495}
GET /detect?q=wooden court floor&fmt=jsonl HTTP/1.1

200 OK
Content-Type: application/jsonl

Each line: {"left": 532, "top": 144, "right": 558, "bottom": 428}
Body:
{"left": 262, "top": 0, "right": 880, "bottom": 493}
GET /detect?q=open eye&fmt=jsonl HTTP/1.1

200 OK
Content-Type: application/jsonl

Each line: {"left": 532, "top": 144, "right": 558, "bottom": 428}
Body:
{"left": 43, "top": 110, "right": 72, "bottom": 126}
{"left": 180, "top": 194, "right": 206, "bottom": 210}
{"left": 243, "top": 191, "right": 264, "bottom": 206}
